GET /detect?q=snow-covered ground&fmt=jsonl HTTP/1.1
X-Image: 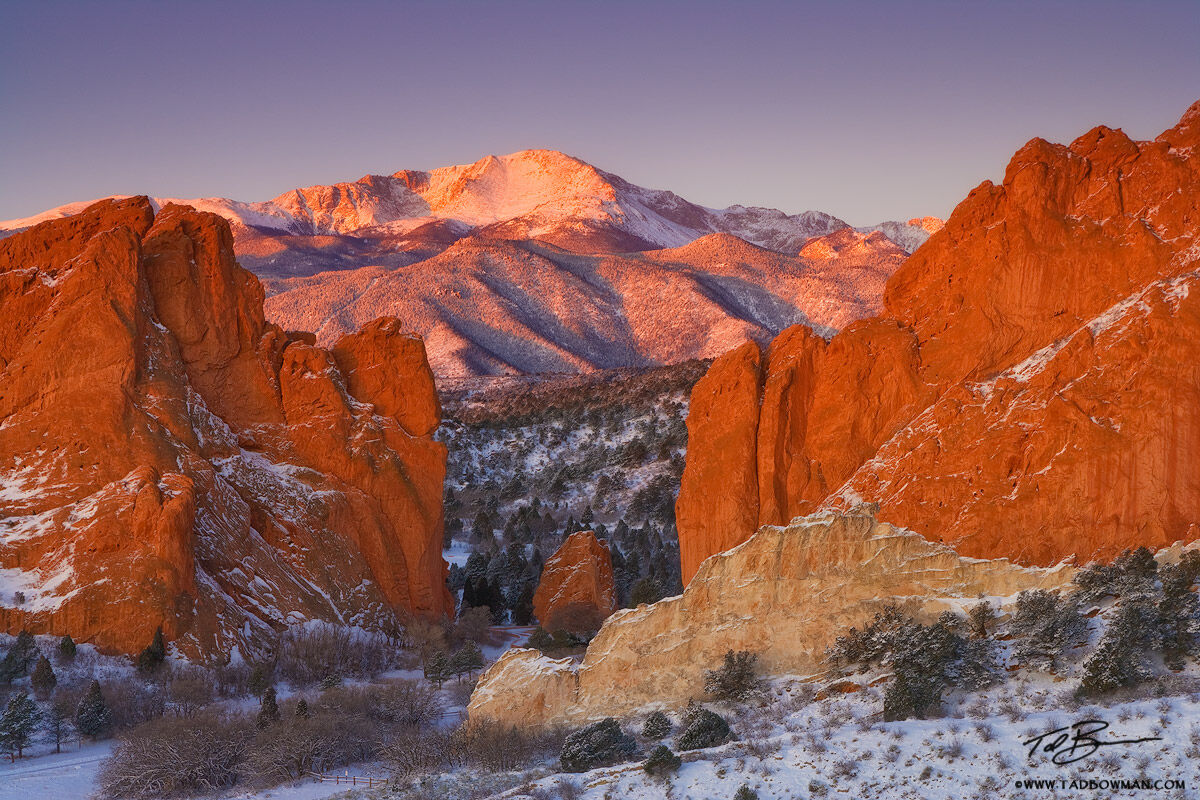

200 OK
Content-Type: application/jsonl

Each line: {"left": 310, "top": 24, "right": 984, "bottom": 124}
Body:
{"left": 501, "top": 677, "right": 1200, "bottom": 800}
{"left": 0, "top": 741, "right": 113, "bottom": 800}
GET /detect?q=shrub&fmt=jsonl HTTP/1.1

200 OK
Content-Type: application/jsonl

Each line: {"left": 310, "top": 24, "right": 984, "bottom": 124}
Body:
{"left": 276, "top": 623, "right": 395, "bottom": 686}
{"left": 1074, "top": 547, "right": 1159, "bottom": 602}
{"left": 675, "top": 707, "right": 731, "bottom": 751}
{"left": 244, "top": 713, "right": 375, "bottom": 784}
{"left": 136, "top": 628, "right": 167, "bottom": 674}
{"left": 382, "top": 726, "right": 449, "bottom": 778}
{"left": 1010, "top": 590, "right": 1088, "bottom": 671}
{"left": 167, "top": 669, "right": 215, "bottom": 718}
{"left": 376, "top": 680, "right": 442, "bottom": 728}
{"left": 734, "top": 786, "right": 759, "bottom": 800}
{"left": 1079, "top": 601, "right": 1160, "bottom": 695}
{"left": 642, "top": 710, "right": 672, "bottom": 739}
{"left": 560, "top": 718, "right": 637, "bottom": 772}
{"left": 57, "top": 635, "right": 77, "bottom": 663}
{"left": 642, "top": 744, "right": 681, "bottom": 777}
{"left": 826, "top": 605, "right": 911, "bottom": 669}
{"left": 97, "top": 714, "right": 249, "bottom": 798}
{"left": 704, "top": 650, "right": 763, "bottom": 701}
{"left": 968, "top": 601, "right": 995, "bottom": 639}
{"left": 102, "top": 676, "right": 166, "bottom": 730}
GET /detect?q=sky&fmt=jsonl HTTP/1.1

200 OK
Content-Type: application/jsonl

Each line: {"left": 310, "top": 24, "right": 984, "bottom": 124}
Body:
{"left": 2, "top": 0, "right": 1198, "bottom": 225}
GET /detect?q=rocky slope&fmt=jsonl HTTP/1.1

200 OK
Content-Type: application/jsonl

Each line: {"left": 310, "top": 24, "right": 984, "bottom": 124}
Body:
{"left": 1, "top": 152, "right": 938, "bottom": 379}
{"left": 0, "top": 198, "right": 450, "bottom": 658}
{"left": 262, "top": 231, "right": 909, "bottom": 378}
{"left": 677, "top": 99, "right": 1200, "bottom": 579}
{"left": 468, "top": 507, "right": 1073, "bottom": 729}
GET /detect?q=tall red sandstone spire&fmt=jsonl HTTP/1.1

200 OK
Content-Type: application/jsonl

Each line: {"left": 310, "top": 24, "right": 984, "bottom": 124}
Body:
{"left": 677, "top": 98, "right": 1200, "bottom": 580}
{"left": 0, "top": 197, "right": 450, "bottom": 657}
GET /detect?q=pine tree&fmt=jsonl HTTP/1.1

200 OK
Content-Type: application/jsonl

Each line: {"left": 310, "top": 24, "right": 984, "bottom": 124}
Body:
{"left": 449, "top": 641, "right": 484, "bottom": 680}
{"left": 0, "top": 630, "right": 37, "bottom": 684}
{"left": 75, "top": 680, "right": 112, "bottom": 739}
{"left": 256, "top": 685, "right": 281, "bottom": 729}
{"left": 30, "top": 655, "right": 57, "bottom": 699}
{"left": 631, "top": 576, "right": 663, "bottom": 606}
{"left": 424, "top": 650, "right": 451, "bottom": 688}
{"left": 57, "top": 635, "right": 76, "bottom": 663}
{"left": 511, "top": 580, "right": 536, "bottom": 625}
{"left": 248, "top": 664, "right": 271, "bottom": 697}
{"left": 0, "top": 691, "right": 39, "bottom": 760}
{"left": 294, "top": 698, "right": 310, "bottom": 719}
{"left": 136, "top": 627, "right": 167, "bottom": 673}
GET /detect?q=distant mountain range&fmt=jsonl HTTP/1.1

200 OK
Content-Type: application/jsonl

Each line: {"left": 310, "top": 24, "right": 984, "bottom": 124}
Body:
{"left": 1, "top": 150, "right": 941, "bottom": 379}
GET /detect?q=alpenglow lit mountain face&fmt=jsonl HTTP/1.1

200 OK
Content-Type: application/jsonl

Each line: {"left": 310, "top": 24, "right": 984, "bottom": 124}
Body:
{"left": 1, "top": 150, "right": 941, "bottom": 379}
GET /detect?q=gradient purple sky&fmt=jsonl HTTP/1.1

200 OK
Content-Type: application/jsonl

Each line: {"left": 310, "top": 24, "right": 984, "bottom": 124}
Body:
{"left": 2, "top": 1, "right": 1198, "bottom": 225}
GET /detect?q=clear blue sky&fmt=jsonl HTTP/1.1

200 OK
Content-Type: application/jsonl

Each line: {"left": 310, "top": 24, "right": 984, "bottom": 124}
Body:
{"left": 2, "top": 0, "right": 1198, "bottom": 224}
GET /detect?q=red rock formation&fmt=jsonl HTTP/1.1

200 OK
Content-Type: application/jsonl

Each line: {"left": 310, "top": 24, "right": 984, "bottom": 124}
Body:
{"left": 676, "top": 343, "right": 763, "bottom": 584}
{"left": 678, "top": 98, "right": 1200, "bottom": 576}
{"left": 0, "top": 198, "right": 449, "bottom": 657}
{"left": 533, "top": 531, "right": 618, "bottom": 631}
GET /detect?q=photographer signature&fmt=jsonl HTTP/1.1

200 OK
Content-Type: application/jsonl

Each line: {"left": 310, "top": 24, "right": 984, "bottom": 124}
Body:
{"left": 1022, "top": 720, "right": 1162, "bottom": 765}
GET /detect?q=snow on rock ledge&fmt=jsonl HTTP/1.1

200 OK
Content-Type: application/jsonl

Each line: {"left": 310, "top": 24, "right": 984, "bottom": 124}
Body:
{"left": 468, "top": 506, "right": 1074, "bottom": 730}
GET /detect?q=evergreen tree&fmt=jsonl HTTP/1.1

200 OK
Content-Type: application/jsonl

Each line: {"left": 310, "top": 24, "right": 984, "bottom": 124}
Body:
{"left": 294, "top": 698, "right": 310, "bottom": 719}
{"left": 464, "top": 551, "right": 491, "bottom": 584}
{"left": 642, "top": 710, "right": 672, "bottom": 739}
{"left": 136, "top": 627, "right": 167, "bottom": 673}
{"left": 57, "top": 635, "right": 76, "bottom": 663}
{"left": 30, "top": 655, "right": 57, "bottom": 699}
{"left": 511, "top": 580, "right": 536, "bottom": 625}
{"left": 248, "top": 664, "right": 271, "bottom": 698}
{"left": 0, "top": 630, "right": 37, "bottom": 684}
{"left": 631, "top": 576, "right": 663, "bottom": 606}
{"left": 75, "top": 680, "right": 112, "bottom": 739}
{"left": 0, "top": 691, "right": 39, "bottom": 760}
{"left": 449, "top": 641, "right": 485, "bottom": 679}
{"left": 256, "top": 685, "right": 281, "bottom": 729}
{"left": 424, "top": 650, "right": 451, "bottom": 688}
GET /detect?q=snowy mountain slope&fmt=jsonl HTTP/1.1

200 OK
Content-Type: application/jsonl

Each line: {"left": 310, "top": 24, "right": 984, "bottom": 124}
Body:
{"left": 0, "top": 150, "right": 938, "bottom": 261}
{"left": 262, "top": 231, "right": 907, "bottom": 379}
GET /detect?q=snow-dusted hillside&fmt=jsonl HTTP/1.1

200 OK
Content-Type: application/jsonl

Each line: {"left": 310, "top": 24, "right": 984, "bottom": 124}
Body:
{"left": 261, "top": 232, "right": 907, "bottom": 377}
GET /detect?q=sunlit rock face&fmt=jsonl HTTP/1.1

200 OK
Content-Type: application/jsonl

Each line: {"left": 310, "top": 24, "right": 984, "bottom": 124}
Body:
{"left": 468, "top": 508, "right": 1073, "bottom": 730}
{"left": 677, "top": 99, "right": 1200, "bottom": 576}
{"left": 532, "top": 530, "right": 618, "bottom": 631}
{"left": 0, "top": 197, "right": 449, "bottom": 658}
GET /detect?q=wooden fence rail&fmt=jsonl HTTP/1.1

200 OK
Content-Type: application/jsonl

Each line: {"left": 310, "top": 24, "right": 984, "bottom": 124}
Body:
{"left": 310, "top": 772, "right": 388, "bottom": 788}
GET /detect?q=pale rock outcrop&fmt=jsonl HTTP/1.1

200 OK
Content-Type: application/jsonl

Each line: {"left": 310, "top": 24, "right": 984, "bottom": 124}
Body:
{"left": 468, "top": 508, "right": 1073, "bottom": 729}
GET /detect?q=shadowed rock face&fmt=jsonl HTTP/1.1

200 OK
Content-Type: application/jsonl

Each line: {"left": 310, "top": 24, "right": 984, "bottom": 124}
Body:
{"left": 0, "top": 197, "right": 449, "bottom": 658}
{"left": 677, "top": 99, "right": 1200, "bottom": 576}
{"left": 469, "top": 508, "right": 1074, "bottom": 730}
{"left": 532, "top": 530, "right": 618, "bottom": 631}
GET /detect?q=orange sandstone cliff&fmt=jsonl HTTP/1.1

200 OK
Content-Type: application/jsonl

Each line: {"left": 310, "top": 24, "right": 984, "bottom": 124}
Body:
{"left": 678, "top": 99, "right": 1200, "bottom": 582}
{"left": 532, "top": 530, "right": 618, "bottom": 632}
{"left": 0, "top": 198, "right": 450, "bottom": 657}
